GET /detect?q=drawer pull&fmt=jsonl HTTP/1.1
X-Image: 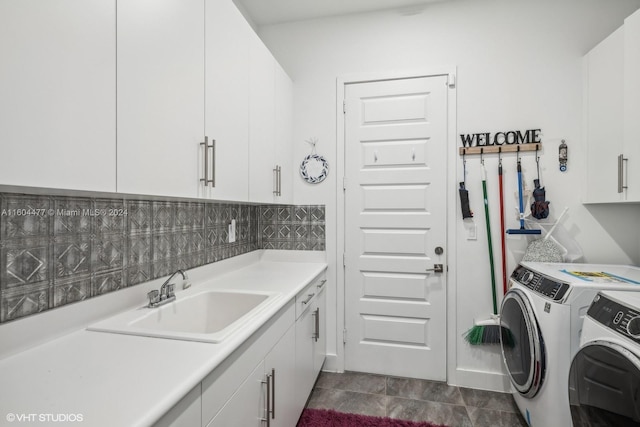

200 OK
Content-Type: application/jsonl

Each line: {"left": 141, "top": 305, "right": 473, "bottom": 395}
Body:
{"left": 301, "top": 293, "right": 315, "bottom": 305}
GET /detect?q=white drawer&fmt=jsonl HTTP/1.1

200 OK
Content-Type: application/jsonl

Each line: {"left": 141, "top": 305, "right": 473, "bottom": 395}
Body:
{"left": 295, "top": 273, "right": 326, "bottom": 319}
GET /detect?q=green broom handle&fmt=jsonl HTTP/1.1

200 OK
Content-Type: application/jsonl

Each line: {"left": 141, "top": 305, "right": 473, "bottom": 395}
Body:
{"left": 482, "top": 164, "right": 498, "bottom": 315}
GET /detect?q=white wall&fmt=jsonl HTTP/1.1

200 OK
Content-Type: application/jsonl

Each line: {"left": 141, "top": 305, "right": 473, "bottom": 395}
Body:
{"left": 257, "top": 0, "right": 640, "bottom": 390}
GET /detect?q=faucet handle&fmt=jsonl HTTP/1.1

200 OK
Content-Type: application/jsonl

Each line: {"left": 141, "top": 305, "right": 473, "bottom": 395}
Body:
{"left": 166, "top": 283, "right": 175, "bottom": 298}
{"left": 147, "top": 290, "right": 160, "bottom": 305}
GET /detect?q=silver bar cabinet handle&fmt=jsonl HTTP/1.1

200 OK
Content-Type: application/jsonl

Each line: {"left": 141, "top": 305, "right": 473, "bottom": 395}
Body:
{"left": 210, "top": 139, "right": 216, "bottom": 187}
{"left": 200, "top": 137, "right": 215, "bottom": 187}
{"left": 301, "top": 293, "right": 315, "bottom": 305}
{"left": 261, "top": 373, "right": 271, "bottom": 427}
{"left": 273, "top": 165, "right": 281, "bottom": 196}
{"left": 273, "top": 166, "right": 278, "bottom": 195}
{"left": 200, "top": 136, "right": 209, "bottom": 185}
{"left": 314, "top": 307, "right": 320, "bottom": 342}
{"left": 270, "top": 368, "right": 275, "bottom": 419}
{"left": 618, "top": 154, "right": 628, "bottom": 193}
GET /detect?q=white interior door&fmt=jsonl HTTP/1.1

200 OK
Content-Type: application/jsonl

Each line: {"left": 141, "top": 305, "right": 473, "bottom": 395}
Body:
{"left": 344, "top": 76, "right": 448, "bottom": 380}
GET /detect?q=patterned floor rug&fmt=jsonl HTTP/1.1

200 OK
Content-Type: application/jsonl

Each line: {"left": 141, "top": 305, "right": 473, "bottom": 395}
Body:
{"left": 297, "top": 408, "right": 448, "bottom": 427}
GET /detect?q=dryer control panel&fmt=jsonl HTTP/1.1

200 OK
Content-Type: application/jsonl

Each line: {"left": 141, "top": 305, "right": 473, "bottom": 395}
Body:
{"left": 588, "top": 293, "right": 640, "bottom": 345}
{"left": 511, "top": 265, "right": 571, "bottom": 302}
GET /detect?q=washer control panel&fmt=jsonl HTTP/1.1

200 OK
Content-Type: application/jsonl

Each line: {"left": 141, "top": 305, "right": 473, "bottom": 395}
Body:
{"left": 588, "top": 293, "right": 640, "bottom": 345}
{"left": 511, "top": 265, "right": 570, "bottom": 302}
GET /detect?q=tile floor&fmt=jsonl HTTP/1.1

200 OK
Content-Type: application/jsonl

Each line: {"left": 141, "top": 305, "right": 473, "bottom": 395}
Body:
{"left": 304, "top": 371, "right": 529, "bottom": 427}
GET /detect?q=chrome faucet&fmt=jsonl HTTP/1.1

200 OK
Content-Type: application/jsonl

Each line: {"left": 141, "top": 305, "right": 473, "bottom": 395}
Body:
{"left": 147, "top": 269, "right": 189, "bottom": 308}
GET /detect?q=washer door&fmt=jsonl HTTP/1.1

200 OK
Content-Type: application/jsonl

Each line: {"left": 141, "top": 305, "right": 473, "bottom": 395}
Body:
{"left": 500, "top": 288, "right": 545, "bottom": 398}
{"left": 569, "top": 341, "right": 640, "bottom": 426}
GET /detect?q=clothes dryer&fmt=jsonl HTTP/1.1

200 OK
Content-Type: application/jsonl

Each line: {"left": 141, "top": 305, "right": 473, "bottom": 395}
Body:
{"left": 569, "top": 290, "right": 640, "bottom": 426}
{"left": 500, "top": 262, "right": 640, "bottom": 427}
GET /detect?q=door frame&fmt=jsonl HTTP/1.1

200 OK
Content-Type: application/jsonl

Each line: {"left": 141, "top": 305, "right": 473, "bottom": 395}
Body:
{"left": 335, "top": 68, "right": 458, "bottom": 380}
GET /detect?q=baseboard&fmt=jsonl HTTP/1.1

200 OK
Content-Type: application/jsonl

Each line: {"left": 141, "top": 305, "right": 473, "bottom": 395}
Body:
{"left": 449, "top": 367, "right": 511, "bottom": 393}
{"left": 321, "top": 353, "right": 341, "bottom": 373}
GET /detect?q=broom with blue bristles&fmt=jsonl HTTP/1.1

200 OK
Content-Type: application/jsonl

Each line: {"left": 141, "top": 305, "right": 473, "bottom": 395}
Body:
{"left": 464, "top": 160, "right": 511, "bottom": 345}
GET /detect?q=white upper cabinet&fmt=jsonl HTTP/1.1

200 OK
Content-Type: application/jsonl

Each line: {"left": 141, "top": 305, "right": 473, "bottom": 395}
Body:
{"left": 248, "top": 34, "right": 294, "bottom": 204}
{"left": 116, "top": 0, "right": 205, "bottom": 199}
{"left": 204, "top": 0, "right": 251, "bottom": 202}
{"left": 0, "top": 0, "right": 116, "bottom": 192}
{"left": 275, "top": 63, "right": 294, "bottom": 205}
{"left": 585, "top": 8, "right": 640, "bottom": 203}
{"left": 248, "top": 33, "right": 277, "bottom": 203}
{"left": 623, "top": 9, "right": 640, "bottom": 202}
{"left": 584, "top": 27, "right": 624, "bottom": 203}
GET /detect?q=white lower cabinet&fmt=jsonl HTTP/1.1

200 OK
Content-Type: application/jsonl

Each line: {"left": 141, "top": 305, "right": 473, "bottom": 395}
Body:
{"left": 207, "top": 360, "right": 265, "bottom": 427}
{"left": 207, "top": 325, "right": 296, "bottom": 427}
{"left": 201, "top": 301, "right": 296, "bottom": 427}
{"left": 153, "top": 273, "right": 327, "bottom": 427}
{"left": 264, "top": 325, "right": 297, "bottom": 427}
{"left": 294, "top": 276, "right": 327, "bottom": 415}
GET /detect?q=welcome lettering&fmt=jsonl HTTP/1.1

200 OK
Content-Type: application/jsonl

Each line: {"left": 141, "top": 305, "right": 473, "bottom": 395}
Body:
{"left": 460, "top": 129, "right": 541, "bottom": 148}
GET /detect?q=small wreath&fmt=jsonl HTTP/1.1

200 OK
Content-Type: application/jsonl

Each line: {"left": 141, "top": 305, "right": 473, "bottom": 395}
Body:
{"left": 300, "top": 154, "right": 329, "bottom": 184}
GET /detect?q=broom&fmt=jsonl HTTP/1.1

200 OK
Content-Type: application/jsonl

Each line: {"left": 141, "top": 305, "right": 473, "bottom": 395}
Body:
{"left": 465, "top": 161, "right": 502, "bottom": 345}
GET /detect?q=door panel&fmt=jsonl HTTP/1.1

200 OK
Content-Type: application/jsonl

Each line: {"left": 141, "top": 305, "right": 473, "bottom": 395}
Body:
{"left": 344, "top": 76, "right": 448, "bottom": 380}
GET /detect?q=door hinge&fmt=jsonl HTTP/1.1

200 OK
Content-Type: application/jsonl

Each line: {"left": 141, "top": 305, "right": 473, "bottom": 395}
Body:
{"left": 342, "top": 253, "right": 346, "bottom": 267}
{"left": 343, "top": 100, "right": 346, "bottom": 114}
{"left": 342, "top": 177, "right": 347, "bottom": 191}
{"left": 343, "top": 328, "right": 347, "bottom": 344}
{"left": 447, "top": 73, "right": 456, "bottom": 88}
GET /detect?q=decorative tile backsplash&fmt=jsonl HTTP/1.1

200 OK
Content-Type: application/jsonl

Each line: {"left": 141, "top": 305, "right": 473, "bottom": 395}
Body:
{"left": 258, "top": 205, "right": 326, "bottom": 250}
{"left": 0, "top": 192, "right": 325, "bottom": 323}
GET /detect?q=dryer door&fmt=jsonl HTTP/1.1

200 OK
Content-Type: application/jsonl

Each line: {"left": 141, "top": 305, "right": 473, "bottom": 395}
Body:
{"left": 500, "top": 288, "right": 545, "bottom": 398}
{"left": 569, "top": 341, "right": 640, "bottom": 426}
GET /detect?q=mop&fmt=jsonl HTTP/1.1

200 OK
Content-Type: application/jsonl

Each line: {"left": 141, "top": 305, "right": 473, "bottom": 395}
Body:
{"left": 522, "top": 207, "right": 569, "bottom": 262}
{"left": 465, "top": 159, "right": 502, "bottom": 345}
{"left": 506, "top": 155, "right": 541, "bottom": 235}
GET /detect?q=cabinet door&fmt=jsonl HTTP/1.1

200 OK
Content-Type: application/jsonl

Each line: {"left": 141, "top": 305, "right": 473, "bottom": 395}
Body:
{"left": 294, "top": 303, "right": 316, "bottom": 412}
{"left": 0, "top": 0, "right": 116, "bottom": 192}
{"left": 248, "top": 33, "right": 277, "bottom": 203}
{"left": 207, "top": 360, "right": 265, "bottom": 427}
{"left": 624, "top": 9, "right": 640, "bottom": 201}
{"left": 313, "top": 287, "right": 327, "bottom": 375}
{"left": 205, "top": 0, "right": 251, "bottom": 202}
{"left": 264, "top": 325, "right": 297, "bottom": 427}
{"left": 584, "top": 27, "right": 625, "bottom": 203}
{"left": 275, "top": 63, "right": 294, "bottom": 204}
{"left": 116, "top": 0, "right": 205, "bottom": 198}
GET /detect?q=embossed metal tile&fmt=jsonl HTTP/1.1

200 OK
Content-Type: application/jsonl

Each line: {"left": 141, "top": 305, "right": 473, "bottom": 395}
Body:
{"left": 1, "top": 194, "right": 51, "bottom": 239}
{"left": 54, "top": 237, "right": 90, "bottom": 278}
{"left": 1, "top": 283, "right": 49, "bottom": 322}
{"left": 53, "top": 197, "right": 91, "bottom": 235}
{"left": 152, "top": 202, "right": 174, "bottom": 232}
{"left": 92, "top": 234, "right": 124, "bottom": 273}
{"left": 4, "top": 240, "right": 49, "bottom": 289}
{"left": 126, "top": 201, "right": 152, "bottom": 234}
{"left": 94, "top": 199, "right": 126, "bottom": 235}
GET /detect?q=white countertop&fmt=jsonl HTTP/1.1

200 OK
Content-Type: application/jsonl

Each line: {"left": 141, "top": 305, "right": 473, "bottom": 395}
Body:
{"left": 0, "top": 251, "right": 327, "bottom": 427}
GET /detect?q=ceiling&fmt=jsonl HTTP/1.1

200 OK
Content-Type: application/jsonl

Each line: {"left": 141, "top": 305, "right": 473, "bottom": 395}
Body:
{"left": 233, "top": 0, "right": 451, "bottom": 27}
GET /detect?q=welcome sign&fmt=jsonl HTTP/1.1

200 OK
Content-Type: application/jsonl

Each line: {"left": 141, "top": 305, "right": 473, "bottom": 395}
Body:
{"left": 460, "top": 128, "right": 542, "bottom": 147}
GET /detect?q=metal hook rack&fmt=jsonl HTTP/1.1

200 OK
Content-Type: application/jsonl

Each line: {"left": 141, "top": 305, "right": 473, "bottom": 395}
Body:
{"left": 458, "top": 143, "right": 541, "bottom": 156}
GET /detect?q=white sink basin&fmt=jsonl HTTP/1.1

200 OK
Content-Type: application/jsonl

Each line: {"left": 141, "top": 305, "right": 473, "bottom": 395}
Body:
{"left": 88, "top": 290, "right": 282, "bottom": 343}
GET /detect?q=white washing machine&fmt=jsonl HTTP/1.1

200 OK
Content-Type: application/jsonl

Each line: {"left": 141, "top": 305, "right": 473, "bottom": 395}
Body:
{"left": 500, "top": 262, "right": 640, "bottom": 427}
{"left": 569, "top": 290, "right": 640, "bottom": 426}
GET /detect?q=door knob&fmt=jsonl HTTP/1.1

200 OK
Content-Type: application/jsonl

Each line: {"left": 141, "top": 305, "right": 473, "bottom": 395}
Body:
{"left": 426, "top": 264, "right": 444, "bottom": 273}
